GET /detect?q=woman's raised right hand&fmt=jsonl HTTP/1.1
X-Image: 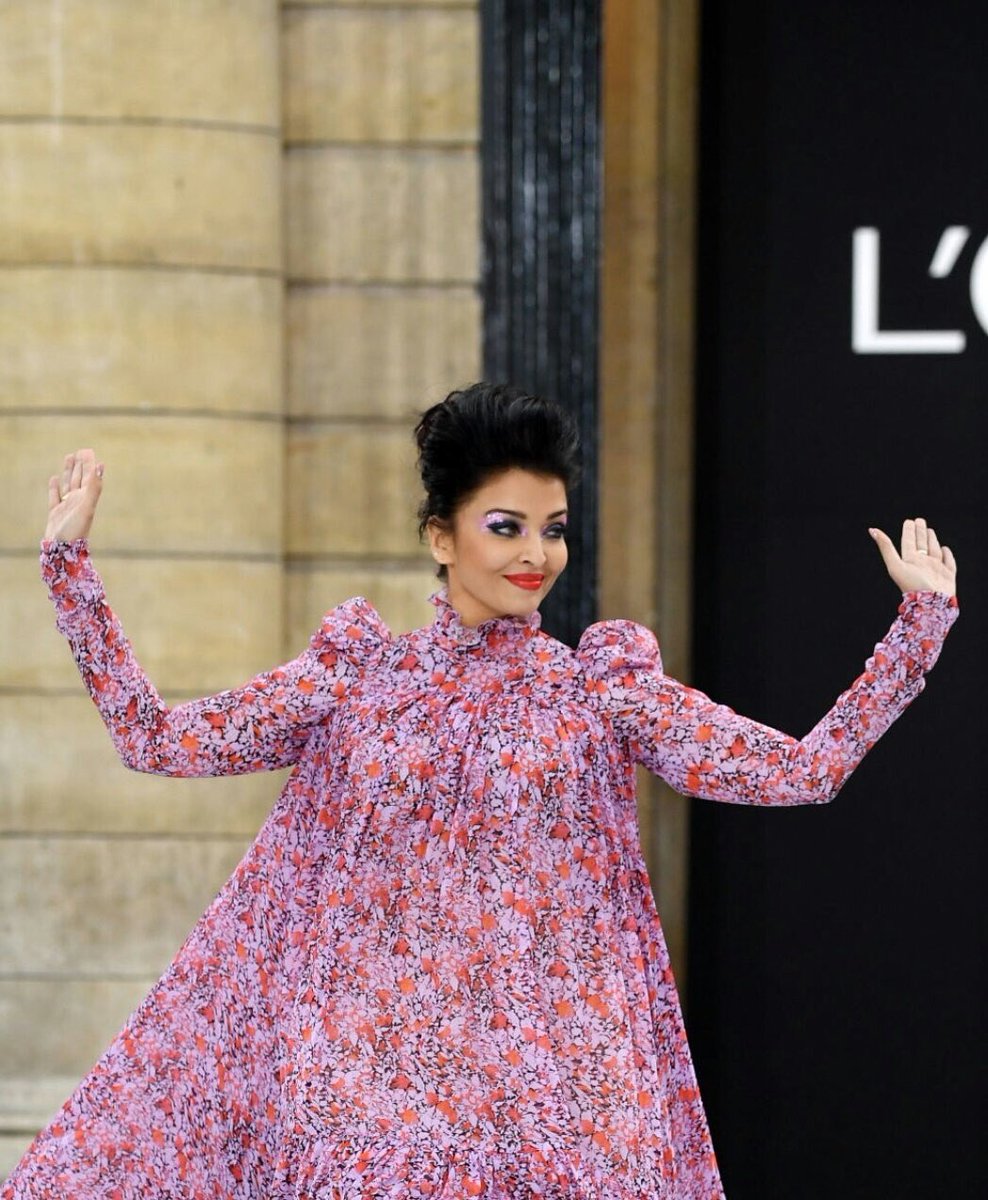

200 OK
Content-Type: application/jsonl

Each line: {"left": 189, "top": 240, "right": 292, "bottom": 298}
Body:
{"left": 45, "top": 449, "right": 104, "bottom": 541}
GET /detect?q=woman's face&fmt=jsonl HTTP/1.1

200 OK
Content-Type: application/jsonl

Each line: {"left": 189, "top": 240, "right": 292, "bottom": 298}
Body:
{"left": 427, "top": 467, "right": 569, "bottom": 627}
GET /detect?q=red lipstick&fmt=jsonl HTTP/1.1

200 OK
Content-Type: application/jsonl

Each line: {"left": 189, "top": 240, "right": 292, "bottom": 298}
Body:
{"left": 504, "top": 574, "right": 545, "bottom": 591}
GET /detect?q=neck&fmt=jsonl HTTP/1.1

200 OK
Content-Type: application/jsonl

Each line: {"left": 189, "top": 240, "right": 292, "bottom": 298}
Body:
{"left": 441, "top": 580, "right": 536, "bottom": 629}
{"left": 445, "top": 586, "right": 500, "bottom": 628}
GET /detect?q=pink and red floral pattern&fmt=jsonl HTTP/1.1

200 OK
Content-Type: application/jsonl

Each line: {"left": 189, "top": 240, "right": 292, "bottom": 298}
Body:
{"left": 4, "top": 538, "right": 958, "bottom": 1199}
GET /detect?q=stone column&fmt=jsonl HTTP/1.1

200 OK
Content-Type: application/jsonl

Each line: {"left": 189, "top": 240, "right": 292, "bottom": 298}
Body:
{"left": 282, "top": 0, "right": 481, "bottom": 644}
{"left": 599, "top": 0, "right": 700, "bottom": 994}
{"left": 0, "top": 1, "right": 284, "bottom": 1174}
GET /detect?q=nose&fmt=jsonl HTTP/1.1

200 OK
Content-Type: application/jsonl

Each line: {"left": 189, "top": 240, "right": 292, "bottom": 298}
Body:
{"left": 518, "top": 530, "right": 548, "bottom": 568}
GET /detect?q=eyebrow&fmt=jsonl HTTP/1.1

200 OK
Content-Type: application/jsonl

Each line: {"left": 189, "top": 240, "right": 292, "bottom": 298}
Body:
{"left": 484, "top": 508, "right": 569, "bottom": 520}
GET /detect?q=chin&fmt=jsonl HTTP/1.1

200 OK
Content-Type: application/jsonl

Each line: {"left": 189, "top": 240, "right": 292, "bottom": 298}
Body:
{"left": 507, "top": 595, "right": 541, "bottom": 612}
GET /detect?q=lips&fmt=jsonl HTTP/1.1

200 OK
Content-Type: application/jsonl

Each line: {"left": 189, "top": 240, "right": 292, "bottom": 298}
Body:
{"left": 504, "top": 574, "right": 545, "bottom": 591}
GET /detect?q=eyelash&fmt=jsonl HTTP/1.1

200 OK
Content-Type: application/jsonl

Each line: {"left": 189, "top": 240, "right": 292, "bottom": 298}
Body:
{"left": 487, "top": 520, "right": 567, "bottom": 539}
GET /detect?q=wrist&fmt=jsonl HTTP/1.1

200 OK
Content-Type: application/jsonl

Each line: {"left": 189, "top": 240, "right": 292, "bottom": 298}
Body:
{"left": 40, "top": 537, "right": 101, "bottom": 607}
{"left": 41, "top": 535, "right": 90, "bottom": 551}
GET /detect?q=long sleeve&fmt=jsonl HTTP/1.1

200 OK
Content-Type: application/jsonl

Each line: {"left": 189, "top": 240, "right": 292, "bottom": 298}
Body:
{"left": 576, "top": 589, "right": 959, "bottom": 806}
{"left": 40, "top": 537, "right": 390, "bottom": 777}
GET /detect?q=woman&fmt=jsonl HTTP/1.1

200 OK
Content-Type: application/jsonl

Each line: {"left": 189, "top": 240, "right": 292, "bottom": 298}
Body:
{"left": 5, "top": 383, "right": 958, "bottom": 1199}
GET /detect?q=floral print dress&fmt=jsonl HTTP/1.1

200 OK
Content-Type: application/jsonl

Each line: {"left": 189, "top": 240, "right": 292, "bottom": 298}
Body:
{"left": 4, "top": 538, "right": 958, "bottom": 1200}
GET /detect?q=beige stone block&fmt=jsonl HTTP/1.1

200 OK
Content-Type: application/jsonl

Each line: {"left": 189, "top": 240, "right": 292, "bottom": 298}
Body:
{"left": 286, "top": 562, "right": 439, "bottom": 649}
{"left": 0, "top": 696, "right": 286, "bottom": 836}
{"left": 0, "top": 413, "right": 282, "bottom": 555}
{"left": 0, "top": 1075, "right": 94, "bottom": 1142}
{"left": 3, "top": 555, "right": 283, "bottom": 693}
{"left": 286, "top": 422, "right": 423, "bottom": 557}
{"left": 284, "top": 7, "right": 478, "bottom": 144}
{"left": 0, "top": 1, "right": 279, "bottom": 126}
{"left": 287, "top": 285, "right": 480, "bottom": 419}
{"left": 0, "top": 269, "right": 282, "bottom": 416}
{"left": 0, "top": 835, "right": 250, "bottom": 974}
{"left": 0, "top": 125, "right": 280, "bottom": 271}
{"left": 286, "top": 146, "right": 478, "bottom": 282}
{"left": 0, "top": 979, "right": 153, "bottom": 1080}
{"left": 288, "top": 1, "right": 473, "bottom": 6}
{"left": 2, "top": 1132, "right": 35, "bottom": 1181}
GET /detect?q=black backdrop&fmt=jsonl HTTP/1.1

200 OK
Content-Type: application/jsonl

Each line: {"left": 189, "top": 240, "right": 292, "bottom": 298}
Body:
{"left": 688, "top": 3, "right": 985, "bottom": 1197}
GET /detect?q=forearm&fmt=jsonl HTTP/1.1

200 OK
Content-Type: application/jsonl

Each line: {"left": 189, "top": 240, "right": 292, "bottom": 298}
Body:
{"left": 39, "top": 538, "right": 330, "bottom": 776}
{"left": 41, "top": 537, "right": 175, "bottom": 772}
{"left": 779, "top": 589, "right": 959, "bottom": 802}
{"left": 633, "top": 590, "right": 959, "bottom": 806}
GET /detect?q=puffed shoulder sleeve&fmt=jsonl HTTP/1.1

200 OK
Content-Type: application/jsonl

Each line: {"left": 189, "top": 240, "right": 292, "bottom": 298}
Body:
{"left": 307, "top": 595, "right": 392, "bottom": 679}
{"left": 40, "top": 537, "right": 391, "bottom": 777}
{"left": 577, "top": 591, "right": 959, "bottom": 806}
{"left": 578, "top": 618, "right": 664, "bottom": 678}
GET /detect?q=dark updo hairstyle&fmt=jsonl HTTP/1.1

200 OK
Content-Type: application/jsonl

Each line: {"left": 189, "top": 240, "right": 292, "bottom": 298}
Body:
{"left": 414, "top": 382, "right": 582, "bottom": 580}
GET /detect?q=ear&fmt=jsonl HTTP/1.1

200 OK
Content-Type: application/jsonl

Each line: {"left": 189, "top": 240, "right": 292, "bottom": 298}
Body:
{"left": 426, "top": 517, "right": 455, "bottom": 568}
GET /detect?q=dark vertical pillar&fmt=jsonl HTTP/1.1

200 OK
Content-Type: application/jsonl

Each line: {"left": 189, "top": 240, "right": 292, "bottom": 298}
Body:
{"left": 481, "top": 0, "right": 602, "bottom": 646}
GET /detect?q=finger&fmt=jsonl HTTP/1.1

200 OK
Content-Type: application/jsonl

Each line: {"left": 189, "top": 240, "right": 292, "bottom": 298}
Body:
{"left": 60, "top": 453, "right": 74, "bottom": 498}
{"left": 47, "top": 475, "right": 61, "bottom": 513}
{"left": 926, "top": 525, "right": 942, "bottom": 561}
{"left": 900, "top": 517, "right": 914, "bottom": 558}
{"left": 79, "top": 451, "right": 101, "bottom": 493}
{"left": 871, "top": 527, "right": 901, "bottom": 571}
{"left": 913, "top": 516, "right": 928, "bottom": 555}
{"left": 942, "top": 545, "right": 957, "bottom": 575}
{"left": 70, "top": 454, "right": 84, "bottom": 491}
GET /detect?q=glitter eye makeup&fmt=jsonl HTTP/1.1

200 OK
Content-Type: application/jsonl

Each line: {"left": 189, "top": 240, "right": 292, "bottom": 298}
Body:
{"left": 481, "top": 509, "right": 569, "bottom": 537}
{"left": 481, "top": 511, "right": 526, "bottom": 535}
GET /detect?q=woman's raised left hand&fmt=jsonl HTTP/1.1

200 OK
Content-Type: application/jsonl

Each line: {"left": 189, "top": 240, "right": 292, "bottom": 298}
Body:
{"left": 870, "top": 517, "right": 957, "bottom": 598}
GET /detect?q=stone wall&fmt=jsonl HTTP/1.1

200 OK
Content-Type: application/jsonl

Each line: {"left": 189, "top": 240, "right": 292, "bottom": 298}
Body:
{"left": 282, "top": 0, "right": 480, "bottom": 644}
{"left": 0, "top": 0, "right": 480, "bottom": 1174}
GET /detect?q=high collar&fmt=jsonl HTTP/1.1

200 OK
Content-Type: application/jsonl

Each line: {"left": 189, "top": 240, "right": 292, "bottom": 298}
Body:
{"left": 428, "top": 586, "right": 542, "bottom": 652}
